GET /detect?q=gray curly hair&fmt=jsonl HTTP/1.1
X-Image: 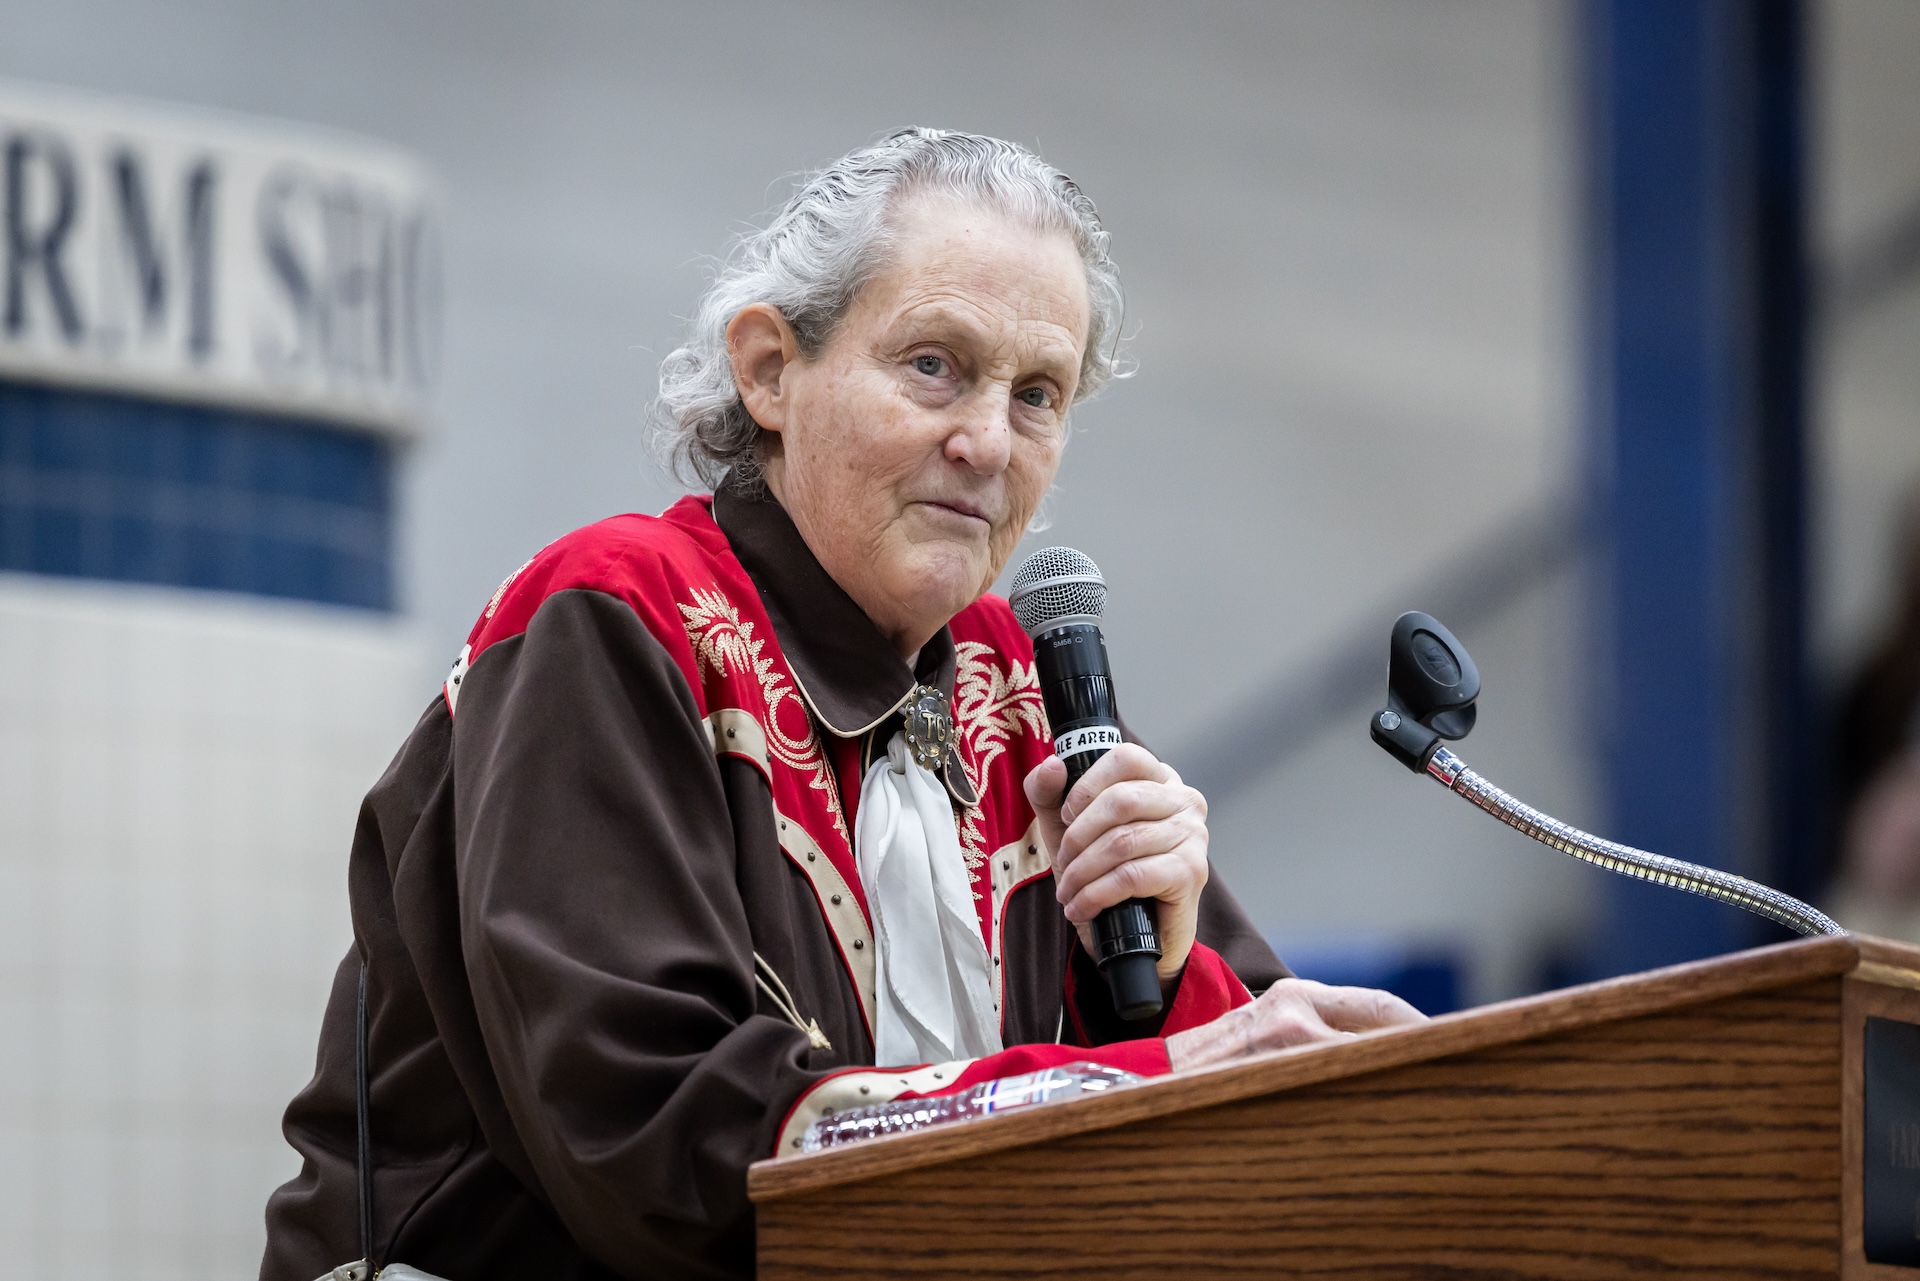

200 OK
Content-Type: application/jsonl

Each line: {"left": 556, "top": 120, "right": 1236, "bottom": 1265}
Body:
{"left": 653, "top": 127, "right": 1128, "bottom": 489}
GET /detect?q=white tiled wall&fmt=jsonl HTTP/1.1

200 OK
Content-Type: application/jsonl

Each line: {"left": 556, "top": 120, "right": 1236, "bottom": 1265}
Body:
{"left": 0, "top": 572, "right": 430, "bottom": 1279}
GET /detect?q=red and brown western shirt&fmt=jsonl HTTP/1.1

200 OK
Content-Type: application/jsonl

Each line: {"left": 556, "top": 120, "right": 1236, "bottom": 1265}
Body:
{"left": 261, "top": 475, "right": 1287, "bottom": 1280}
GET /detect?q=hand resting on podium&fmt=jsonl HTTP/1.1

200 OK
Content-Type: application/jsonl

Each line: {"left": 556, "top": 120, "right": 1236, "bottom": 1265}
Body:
{"left": 1027, "top": 741, "right": 1427, "bottom": 1067}
{"left": 1164, "top": 977, "right": 1426, "bottom": 1070}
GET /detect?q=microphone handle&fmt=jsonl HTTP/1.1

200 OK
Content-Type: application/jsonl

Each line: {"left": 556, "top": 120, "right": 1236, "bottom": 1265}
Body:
{"left": 1033, "top": 624, "right": 1164, "bottom": 1021}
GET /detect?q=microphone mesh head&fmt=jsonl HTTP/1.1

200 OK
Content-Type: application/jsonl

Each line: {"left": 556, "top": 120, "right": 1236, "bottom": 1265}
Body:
{"left": 1008, "top": 547, "right": 1107, "bottom": 637}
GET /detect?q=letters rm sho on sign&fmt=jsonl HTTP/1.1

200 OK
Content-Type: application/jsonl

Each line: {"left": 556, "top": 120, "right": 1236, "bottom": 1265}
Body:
{"left": 0, "top": 80, "right": 437, "bottom": 437}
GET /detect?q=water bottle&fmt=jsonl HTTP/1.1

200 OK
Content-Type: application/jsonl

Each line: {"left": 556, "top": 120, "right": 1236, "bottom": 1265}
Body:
{"left": 799, "top": 1061, "right": 1140, "bottom": 1151}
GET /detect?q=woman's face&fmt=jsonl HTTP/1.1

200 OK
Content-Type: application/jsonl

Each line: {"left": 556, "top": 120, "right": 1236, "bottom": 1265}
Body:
{"left": 732, "top": 196, "right": 1090, "bottom": 657}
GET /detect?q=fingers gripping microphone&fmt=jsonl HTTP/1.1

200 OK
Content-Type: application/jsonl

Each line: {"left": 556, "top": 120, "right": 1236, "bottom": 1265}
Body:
{"left": 1009, "top": 548, "right": 1164, "bottom": 1021}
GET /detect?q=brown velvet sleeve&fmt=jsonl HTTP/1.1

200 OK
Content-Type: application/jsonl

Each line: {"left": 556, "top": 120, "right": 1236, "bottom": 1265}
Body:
{"left": 1195, "top": 875, "right": 1290, "bottom": 993}
{"left": 450, "top": 588, "right": 820, "bottom": 1278}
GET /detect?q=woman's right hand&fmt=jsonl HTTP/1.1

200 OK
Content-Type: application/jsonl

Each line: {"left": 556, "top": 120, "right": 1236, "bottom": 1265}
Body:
{"left": 1164, "top": 978, "right": 1426, "bottom": 1072}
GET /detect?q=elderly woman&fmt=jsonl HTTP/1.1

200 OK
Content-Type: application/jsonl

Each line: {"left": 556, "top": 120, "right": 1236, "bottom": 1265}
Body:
{"left": 262, "top": 128, "right": 1420, "bottom": 1281}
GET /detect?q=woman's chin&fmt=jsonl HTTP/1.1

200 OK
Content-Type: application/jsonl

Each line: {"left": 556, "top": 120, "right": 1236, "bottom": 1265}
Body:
{"left": 886, "top": 549, "right": 990, "bottom": 624}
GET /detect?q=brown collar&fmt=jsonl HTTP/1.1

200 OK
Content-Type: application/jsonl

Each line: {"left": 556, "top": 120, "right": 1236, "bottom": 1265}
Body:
{"left": 713, "top": 472, "right": 978, "bottom": 806}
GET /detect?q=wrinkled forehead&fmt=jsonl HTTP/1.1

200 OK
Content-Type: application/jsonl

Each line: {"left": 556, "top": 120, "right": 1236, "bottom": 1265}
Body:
{"left": 862, "top": 192, "right": 1092, "bottom": 357}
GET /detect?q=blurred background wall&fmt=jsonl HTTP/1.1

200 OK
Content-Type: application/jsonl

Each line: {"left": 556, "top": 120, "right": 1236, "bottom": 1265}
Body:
{"left": 0, "top": 1, "right": 1914, "bottom": 1275}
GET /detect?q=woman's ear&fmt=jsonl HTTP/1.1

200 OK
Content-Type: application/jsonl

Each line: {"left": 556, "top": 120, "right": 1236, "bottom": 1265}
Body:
{"left": 727, "top": 303, "right": 800, "bottom": 435}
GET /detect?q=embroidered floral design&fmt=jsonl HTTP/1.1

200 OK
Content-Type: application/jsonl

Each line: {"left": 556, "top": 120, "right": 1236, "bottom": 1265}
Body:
{"left": 951, "top": 640, "right": 1049, "bottom": 890}
{"left": 679, "top": 586, "right": 847, "bottom": 841}
{"left": 484, "top": 556, "right": 536, "bottom": 620}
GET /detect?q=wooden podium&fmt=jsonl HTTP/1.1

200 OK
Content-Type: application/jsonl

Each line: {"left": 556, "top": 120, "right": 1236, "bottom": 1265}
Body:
{"left": 749, "top": 933, "right": 1920, "bottom": 1279}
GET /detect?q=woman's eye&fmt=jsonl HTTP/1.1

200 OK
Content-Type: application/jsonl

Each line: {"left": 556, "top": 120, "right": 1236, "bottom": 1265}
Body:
{"left": 1017, "top": 386, "right": 1052, "bottom": 409}
{"left": 912, "top": 354, "right": 947, "bottom": 377}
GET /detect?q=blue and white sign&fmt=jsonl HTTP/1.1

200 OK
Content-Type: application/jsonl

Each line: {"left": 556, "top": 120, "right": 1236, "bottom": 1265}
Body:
{"left": 0, "top": 80, "right": 437, "bottom": 437}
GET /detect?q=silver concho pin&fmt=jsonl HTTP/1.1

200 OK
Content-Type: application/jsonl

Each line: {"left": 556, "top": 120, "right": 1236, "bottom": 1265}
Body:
{"left": 901, "top": 684, "right": 955, "bottom": 774}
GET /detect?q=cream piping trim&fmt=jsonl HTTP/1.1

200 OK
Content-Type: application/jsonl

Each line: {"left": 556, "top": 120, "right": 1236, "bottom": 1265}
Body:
{"left": 704, "top": 707, "right": 769, "bottom": 776}
{"left": 987, "top": 818, "right": 1051, "bottom": 1017}
{"left": 775, "top": 808, "right": 876, "bottom": 1037}
{"left": 754, "top": 953, "right": 831, "bottom": 1051}
{"left": 790, "top": 664, "right": 979, "bottom": 807}
{"left": 785, "top": 660, "right": 919, "bottom": 740}
{"left": 702, "top": 709, "right": 871, "bottom": 1034}
{"left": 776, "top": 1058, "right": 976, "bottom": 1155}
{"left": 443, "top": 644, "right": 471, "bottom": 717}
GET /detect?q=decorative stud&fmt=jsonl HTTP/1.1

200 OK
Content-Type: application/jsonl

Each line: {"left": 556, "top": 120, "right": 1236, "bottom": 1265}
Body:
{"left": 901, "top": 684, "right": 955, "bottom": 773}
{"left": 830, "top": 893, "right": 842, "bottom": 905}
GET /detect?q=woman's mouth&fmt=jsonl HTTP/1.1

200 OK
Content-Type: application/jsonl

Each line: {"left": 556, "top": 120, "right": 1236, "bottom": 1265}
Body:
{"left": 915, "top": 497, "right": 993, "bottom": 527}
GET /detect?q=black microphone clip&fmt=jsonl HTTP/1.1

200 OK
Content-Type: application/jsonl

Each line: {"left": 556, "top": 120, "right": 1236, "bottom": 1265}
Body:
{"left": 1370, "top": 611, "right": 1481, "bottom": 773}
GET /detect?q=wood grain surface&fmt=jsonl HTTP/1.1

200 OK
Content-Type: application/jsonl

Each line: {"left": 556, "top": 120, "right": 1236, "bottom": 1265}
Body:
{"left": 1851, "top": 937, "right": 1920, "bottom": 973}
{"left": 758, "top": 979, "right": 1845, "bottom": 1278}
{"left": 754, "top": 937, "right": 1920, "bottom": 1277}
{"left": 1839, "top": 930, "right": 1920, "bottom": 1281}
{"left": 1841, "top": 969, "right": 1920, "bottom": 1279}
{"left": 752, "top": 935, "right": 1858, "bottom": 1203}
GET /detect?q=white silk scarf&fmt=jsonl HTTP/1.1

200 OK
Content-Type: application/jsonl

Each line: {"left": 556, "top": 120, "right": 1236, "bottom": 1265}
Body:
{"left": 854, "top": 733, "right": 1004, "bottom": 1066}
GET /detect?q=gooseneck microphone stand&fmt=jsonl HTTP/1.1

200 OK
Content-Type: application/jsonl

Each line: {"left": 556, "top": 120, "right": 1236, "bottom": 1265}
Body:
{"left": 1370, "top": 612, "right": 1841, "bottom": 939}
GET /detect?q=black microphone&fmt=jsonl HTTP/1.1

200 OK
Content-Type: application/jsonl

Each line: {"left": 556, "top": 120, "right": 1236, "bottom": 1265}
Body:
{"left": 1009, "top": 547, "right": 1164, "bottom": 1021}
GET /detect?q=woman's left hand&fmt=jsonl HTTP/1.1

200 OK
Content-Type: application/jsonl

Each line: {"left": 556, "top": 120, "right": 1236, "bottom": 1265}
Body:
{"left": 1023, "top": 743, "right": 1210, "bottom": 984}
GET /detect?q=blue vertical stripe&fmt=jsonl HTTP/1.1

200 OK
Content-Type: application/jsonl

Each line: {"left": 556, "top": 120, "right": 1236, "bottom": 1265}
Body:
{"left": 1581, "top": 0, "right": 1809, "bottom": 975}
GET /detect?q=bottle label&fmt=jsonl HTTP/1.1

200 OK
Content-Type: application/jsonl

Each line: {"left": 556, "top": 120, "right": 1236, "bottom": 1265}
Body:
{"left": 975, "top": 1070, "right": 1055, "bottom": 1115}
{"left": 1054, "top": 724, "right": 1123, "bottom": 758}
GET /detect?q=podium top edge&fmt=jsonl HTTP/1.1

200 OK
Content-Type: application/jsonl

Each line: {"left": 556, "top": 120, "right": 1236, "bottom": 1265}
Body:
{"left": 750, "top": 933, "right": 1870, "bottom": 1204}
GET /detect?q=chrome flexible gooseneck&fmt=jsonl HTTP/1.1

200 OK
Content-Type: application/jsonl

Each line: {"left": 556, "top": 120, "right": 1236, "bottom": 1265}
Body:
{"left": 1423, "top": 744, "right": 1839, "bottom": 937}
{"left": 1369, "top": 611, "right": 1842, "bottom": 940}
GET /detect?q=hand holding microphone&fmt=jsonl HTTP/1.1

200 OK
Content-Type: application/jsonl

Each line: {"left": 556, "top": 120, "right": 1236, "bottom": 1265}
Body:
{"left": 1008, "top": 547, "right": 1427, "bottom": 1055}
{"left": 1011, "top": 548, "right": 1210, "bottom": 1020}
{"left": 1024, "top": 743, "right": 1210, "bottom": 1005}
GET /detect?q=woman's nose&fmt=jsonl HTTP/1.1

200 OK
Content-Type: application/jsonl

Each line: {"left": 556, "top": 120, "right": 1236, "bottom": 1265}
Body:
{"left": 943, "top": 396, "right": 1013, "bottom": 473}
